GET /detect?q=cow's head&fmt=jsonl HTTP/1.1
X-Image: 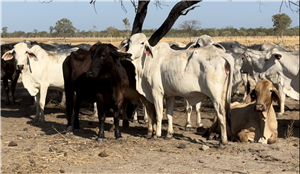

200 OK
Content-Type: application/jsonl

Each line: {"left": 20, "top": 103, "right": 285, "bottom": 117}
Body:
{"left": 259, "top": 48, "right": 283, "bottom": 81}
{"left": 87, "top": 43, "right": 131, "bottom": 78}
{"left": 245, "top": 79, "right": 280, "bottom": 113}
{"left": 1, "top": 42, "right": 37, "bottom": 71}
{"left": 125, "top": 33, "right": 153, "bottom": 61}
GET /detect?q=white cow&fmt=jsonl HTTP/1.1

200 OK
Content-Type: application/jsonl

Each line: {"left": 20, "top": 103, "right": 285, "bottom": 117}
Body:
{"left": 2, "top": 42, "right": 78, "bottom": 123}
{"left": 240, "top": 47, "right": 292, "bottom": 116}
{"left": 260, "top": 48, "right": 299, "bottom": 101}
{"left": 124, "top": 33, "right": 234, "bottom": 144}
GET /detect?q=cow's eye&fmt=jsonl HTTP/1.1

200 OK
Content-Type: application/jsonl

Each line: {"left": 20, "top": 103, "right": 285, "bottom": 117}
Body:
{"left": 141, "top": 42, "right": 144, "bottom": 45}
{"left": 101, "top": 55, "right": 106, "bottom": 59}
{"left": 265, "top": 59, "right": 268, "bottom": 61}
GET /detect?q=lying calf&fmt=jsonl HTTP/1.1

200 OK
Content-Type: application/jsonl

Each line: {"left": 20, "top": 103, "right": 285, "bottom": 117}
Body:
{"left": 209, "top": 79, "right": 280, "bottom": 144}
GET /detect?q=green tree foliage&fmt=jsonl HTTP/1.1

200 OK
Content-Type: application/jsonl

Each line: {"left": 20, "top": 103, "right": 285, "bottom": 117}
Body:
{"left": 2, "top": 27, "right": 8, "bottom": 37}
{"left": 272, "top": 13, "right": 292, "bottom": 41}
{"left": 54, "top": 18, "right": 76, "bottom": 38}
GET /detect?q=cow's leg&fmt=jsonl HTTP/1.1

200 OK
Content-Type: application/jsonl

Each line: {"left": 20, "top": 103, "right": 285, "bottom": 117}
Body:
{"left": 185, "top": 100, "right": 193, "bottom": 131}
{"left": 65, "top": 90, "right": 74, "bottom": 132}
{"left": 153, "top": 95, "right": 164, "bottom": 139}
{"left": 241, "top": 73, "right": 248, "bottom": 101}
{"left": 10, "top": 73, "right": 20, "bottom": 104}
{"left": 277, "top": 84, "right": 285, "bottom": 116}
{"left": 92, "top": 102, "right": 98, "bottom": 117}
{"left": 33, "top": 94, "right": 41, "bottom": 123}
{"left": 213, "top": 101, "right": 228, "bottom": 145}
{"left": 113, "top": 109, "right": 123, "bottom": 141}
{"left": 96, "top": 94, "right": 106, "bottom": 143}
{"left": 3, "top": 79, "right": 11, "bottom": 105}
{"left": 165, "top": 96, "right": 175, "bottom": 140}
{"left": 195, "top": 102, "right": 203, "bottom": 128}
{"left": 36, "top": 86, "right": 48, "bottom": 124}
{"left": 143, "top": 103, "right": 148, "bottom": 123}
{"left": 59, "top": 92, "right": 66, "bottom": 107}
{"left": 73, "top": 94, "right": 83, "bottom": 130}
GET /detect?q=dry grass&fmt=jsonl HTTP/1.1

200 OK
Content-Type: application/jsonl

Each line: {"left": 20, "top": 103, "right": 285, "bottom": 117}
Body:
{"left": 1, "top": 36, "right": 299, "bottom": 50}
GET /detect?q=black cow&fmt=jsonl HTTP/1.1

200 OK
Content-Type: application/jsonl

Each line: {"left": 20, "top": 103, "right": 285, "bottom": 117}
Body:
{"left": 63, "top": 43, "right": 133, "bottom": 142}
{"left": 1, "top": 43, "right": 20, "bottom": 105}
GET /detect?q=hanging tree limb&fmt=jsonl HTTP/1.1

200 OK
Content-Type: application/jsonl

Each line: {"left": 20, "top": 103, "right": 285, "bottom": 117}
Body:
{"left": 148, "top": 0, "right": 202, "bottom": 46}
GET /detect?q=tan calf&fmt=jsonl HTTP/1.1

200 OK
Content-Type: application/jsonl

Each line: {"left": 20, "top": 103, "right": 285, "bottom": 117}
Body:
{"left": 209, "top": 79, "right": 280, "bottom": 144}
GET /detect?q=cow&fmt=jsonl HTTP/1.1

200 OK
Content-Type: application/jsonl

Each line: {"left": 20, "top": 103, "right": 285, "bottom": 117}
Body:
{"left": 63, "top": 43, "right": 156, "bottom": 142}
{"left": 208, "top": 79, "right": 280, "bottom": 144}
{"left": 240, "top": 47, "right": 289, "bottom": 116}
{"left": 1, "top": 43, "right": 20, "bottom": 105}
{"left": 122, "top": 33, "right": 234, "bottom": 144}
{"left": 2, "top": 42, "right": 78, "bottom": 123}
{"left": 259, "top": 48, "right": 299, "bottom": 101}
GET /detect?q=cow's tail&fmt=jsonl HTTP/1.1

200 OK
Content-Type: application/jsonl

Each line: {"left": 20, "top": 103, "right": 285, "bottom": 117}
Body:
{"left": 223, "top": 55, "right": 234, "bottom": 137}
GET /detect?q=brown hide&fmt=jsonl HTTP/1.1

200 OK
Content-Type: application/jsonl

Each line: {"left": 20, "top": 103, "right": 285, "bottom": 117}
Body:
{"left": 210, "top": 79, "right": 279, "bottom": 144}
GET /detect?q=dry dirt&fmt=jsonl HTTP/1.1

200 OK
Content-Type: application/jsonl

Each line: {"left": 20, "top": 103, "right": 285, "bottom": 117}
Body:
{"left": 1, "top": 74, "right": 299, "bottom": 174}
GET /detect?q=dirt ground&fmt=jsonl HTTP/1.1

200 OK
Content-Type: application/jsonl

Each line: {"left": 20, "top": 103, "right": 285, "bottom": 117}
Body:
{"left": 1, "top": 72, "right": 299, "bottom": 174}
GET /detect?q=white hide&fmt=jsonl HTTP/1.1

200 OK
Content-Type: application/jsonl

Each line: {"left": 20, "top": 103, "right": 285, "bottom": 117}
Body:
{"left": 2, "top": 42, "right": 78, "bottom": 123}
{"left": 126, "top": 33, "right": 234, "bottom": 144}
{"left": 260, "top": 48, "right": 299, "bottom": 100}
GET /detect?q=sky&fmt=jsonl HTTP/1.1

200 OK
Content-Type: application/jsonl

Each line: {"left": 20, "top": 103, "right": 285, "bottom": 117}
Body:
{"left": 0, "top": 0, "right": 299, "bottom": 33}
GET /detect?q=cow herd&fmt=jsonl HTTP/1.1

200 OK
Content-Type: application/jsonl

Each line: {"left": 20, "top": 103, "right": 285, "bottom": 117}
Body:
{"left": 1, "top": 34, "right": 299, "bottom": 146}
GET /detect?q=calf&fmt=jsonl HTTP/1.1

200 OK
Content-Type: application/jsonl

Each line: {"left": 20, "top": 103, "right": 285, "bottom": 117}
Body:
{"left": 63, "top": 43, "right": 155, "bottom": 142}
{"left": 209, "top": 79, "right": 280, "bottom": 144}
{"left": 1, "top": 43, "right": 20, "bottom": 105}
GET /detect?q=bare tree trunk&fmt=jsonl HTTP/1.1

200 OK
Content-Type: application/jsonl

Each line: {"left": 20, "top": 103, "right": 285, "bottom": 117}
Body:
{"left": 148, "top": 0, "right": 202, "bottom": 46}
{"left": 131, "top": 1, "right": 150, "bottom": 36}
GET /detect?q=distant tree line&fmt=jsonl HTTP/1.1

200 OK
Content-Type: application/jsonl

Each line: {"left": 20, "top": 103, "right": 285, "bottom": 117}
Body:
{"left": 2, "top": 26, "right": 298, "bottom": 38}
{"left": 1, "top": 16, "right": 298, "bottom": 38}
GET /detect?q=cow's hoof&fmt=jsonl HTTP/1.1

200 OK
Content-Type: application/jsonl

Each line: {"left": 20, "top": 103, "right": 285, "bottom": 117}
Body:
{"left": 116, "top": 137, "right": 124, "bottom": 142}
{"left": 132, "top": 120, "right": 138, "bottom": 123}
{"left": 146, "top": 133, "right": 153, "bottom": 139}
{"left": 276, "top": 113, "right": 283, "bottom": 117}
{"left": 165, "top": 134, "right": 173, "bottom": 140}
{"left": 65, "top": 131, "right": 73, "bottom": 136}
{"left": 97, "top": 138, "right": 107, "bottom": 143}
{"left": 215, "top": 143, "right": 226, "bottom": 149}
{"left": 66, "top": 126, "right": 73, "bottom": 132}
{"left": 152, "top": 135, "right": 158, "bottom": 140}
{"left": 185, "top": 127, "right": 192, "bottom": 131}
{"left": 122, "top": 120, "right": 129, "bottom": 129}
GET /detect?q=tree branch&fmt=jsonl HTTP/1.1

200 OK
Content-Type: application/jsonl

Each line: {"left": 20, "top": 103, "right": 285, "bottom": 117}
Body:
{"left": 148, "top": 0, "right": 202, "bottom": 46}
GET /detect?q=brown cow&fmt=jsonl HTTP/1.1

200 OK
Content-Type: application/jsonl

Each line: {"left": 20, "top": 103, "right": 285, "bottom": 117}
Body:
{"left": 208, "top": 79, "right": 280, "bottom": 144}
{"left": 63, "top": 43, "right": 156, "bottom": 142}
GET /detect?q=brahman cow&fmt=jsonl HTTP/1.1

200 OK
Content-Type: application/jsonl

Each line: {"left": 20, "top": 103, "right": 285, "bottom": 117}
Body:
{"left": 260, "top": 48, "right": 299, "bottom": 101}
{"left": 63, "top": 43, "right": 156, "bottom": 142}
{"left": 240, "top": 47, "right": 290, "bottom": 116}
{"left": 122, "top": 33, "right": 234, "bottom": 144}
{"left": 209, "top": 79, "right": 280, "bottom": 144}
{"left": 2, "top": 42, "right": 78, "bottom": 123}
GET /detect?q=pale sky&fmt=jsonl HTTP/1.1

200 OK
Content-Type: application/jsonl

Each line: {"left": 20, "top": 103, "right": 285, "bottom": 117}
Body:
{"left": 1, "top": 1, "right": 299, "bottom": 33}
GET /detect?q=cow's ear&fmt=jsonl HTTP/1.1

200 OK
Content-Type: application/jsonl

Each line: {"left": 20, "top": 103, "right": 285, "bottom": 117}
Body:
{"left": 213, "top": 43, "right": 226, "bottom": 52}
{"left": 2, "top": 50, "right": 14, "bottom": 61}
{"left": 26, "top": 51, "right": 38, "bottom": 61}
{"left": 119, "top": 43, "right": 128, "bottom": 53}
{"left": 244, "top": 89, "right": 256, "bottom": 103}
{"left": 271, "top": 87, "right": 281, "bottom": 104}
{"left": 144, "top": 41, "right": 153, "bottom": 57}
{"left": 89, "top": 43, "right": 100, "bottom": 52}
{"left": 273, "top": 53, "right": 282, "bottom": 60}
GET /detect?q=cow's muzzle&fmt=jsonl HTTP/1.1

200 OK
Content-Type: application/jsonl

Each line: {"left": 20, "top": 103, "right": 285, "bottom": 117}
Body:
{"left": 86, "top": 71, "right": 94, "bottom": 78}
{"left": 255, "top": 104, "right": 265, "bottom": 112}
{"left": 17, "top": 65, "right": 24, "bottom": 71}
